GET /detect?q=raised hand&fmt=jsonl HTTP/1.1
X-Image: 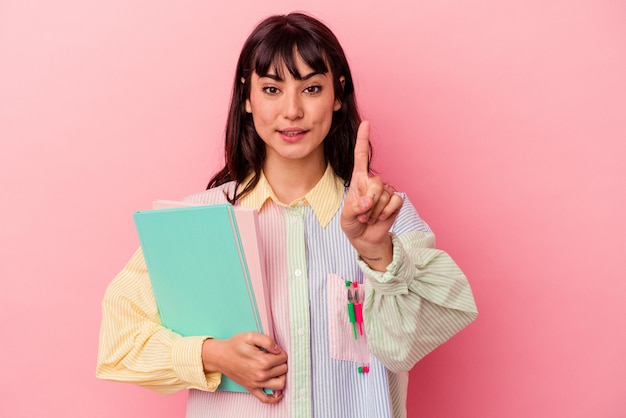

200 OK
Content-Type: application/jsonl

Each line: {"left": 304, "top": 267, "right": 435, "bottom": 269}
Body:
{"left": 340, "top": 121, "right": 403, "bottom": 271}
{"left": 201, "top": 332, "right": 288, "bottom": 404}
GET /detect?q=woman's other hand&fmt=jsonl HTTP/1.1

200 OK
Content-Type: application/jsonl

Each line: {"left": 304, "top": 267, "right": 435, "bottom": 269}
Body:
{"left": 201, "top": 332, "right": 288, "bottom": 403}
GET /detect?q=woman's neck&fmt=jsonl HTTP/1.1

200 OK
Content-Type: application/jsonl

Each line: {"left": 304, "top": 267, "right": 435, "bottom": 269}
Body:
{"left": 262, "top": 156, "right": 327, "bottom": 205}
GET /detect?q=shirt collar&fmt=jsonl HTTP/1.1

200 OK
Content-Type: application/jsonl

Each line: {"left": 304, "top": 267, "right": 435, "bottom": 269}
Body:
{"left": 239, "top": 164, "right": 345, "bottom": 228}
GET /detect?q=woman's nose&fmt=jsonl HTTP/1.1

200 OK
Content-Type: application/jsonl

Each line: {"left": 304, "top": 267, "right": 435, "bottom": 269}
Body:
{"left": 282, "top": 91, "right": 304, "bottom": 120}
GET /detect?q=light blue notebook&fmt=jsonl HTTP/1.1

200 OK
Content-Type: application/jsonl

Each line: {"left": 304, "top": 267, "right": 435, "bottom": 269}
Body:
{"left": 133, "top": 204, "right": 263, "bottom": 392}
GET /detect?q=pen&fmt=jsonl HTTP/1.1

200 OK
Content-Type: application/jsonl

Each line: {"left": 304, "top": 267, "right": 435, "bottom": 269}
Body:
{"left": 352, "top": 283, "right": 363, "bottom": 336}
{"left": 347, "top": 288, "right": 357, "bottom": 340}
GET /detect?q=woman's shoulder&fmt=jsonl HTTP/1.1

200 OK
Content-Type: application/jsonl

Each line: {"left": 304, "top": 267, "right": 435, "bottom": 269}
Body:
{"left": 183, "top": 182, "right": 236, "bottom": 205}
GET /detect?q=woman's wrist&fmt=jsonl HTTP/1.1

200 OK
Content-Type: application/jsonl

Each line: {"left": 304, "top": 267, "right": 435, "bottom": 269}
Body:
{"left": 356, "top": 235, "right": 393, "bottom": 272}
{"left": 201, "top": 338, "right": 223, "bottom": 374}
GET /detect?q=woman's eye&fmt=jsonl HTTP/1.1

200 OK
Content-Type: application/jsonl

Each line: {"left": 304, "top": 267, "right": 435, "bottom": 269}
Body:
{"left": 262, "top": 86, "right": 279, "bottom": 94}
{"left": 304, "top": 85, "right": 322, "bottom": 94}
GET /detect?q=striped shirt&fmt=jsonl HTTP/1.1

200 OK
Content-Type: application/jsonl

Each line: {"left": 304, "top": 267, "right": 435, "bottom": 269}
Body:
{"left": 97, "top": 165, "right": 478, "bottom": 418}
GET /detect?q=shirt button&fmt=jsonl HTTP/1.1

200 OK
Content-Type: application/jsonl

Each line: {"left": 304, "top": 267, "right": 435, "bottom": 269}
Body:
{"left": 299, "top": 388, "right": 306, "bottom": 397}
{"left": 298, "top": 201, "right": 305, "bottom": 206}
{"left": 297, "top": 328, "right": 305, "bottom": 336}
{"left": 294, "top": 269, "right": 302, "bottom": 277}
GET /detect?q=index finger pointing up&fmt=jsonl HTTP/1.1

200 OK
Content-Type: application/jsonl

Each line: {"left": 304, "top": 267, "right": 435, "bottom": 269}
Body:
{"left": 353, "top": 120, "right": 370, "bottom": 175}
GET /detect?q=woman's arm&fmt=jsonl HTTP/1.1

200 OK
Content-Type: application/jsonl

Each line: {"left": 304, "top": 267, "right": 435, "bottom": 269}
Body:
{"left": 340, "top": 122, "right": 477, "bottom": 372}
{"left": 359, "top": 230, "right": 478, "bottom": 373}
{"left": 96, "top": 248, "right": 221, "bottom": 394}
{"left": 96, "top": 248, "right": 288, "bottom": 402}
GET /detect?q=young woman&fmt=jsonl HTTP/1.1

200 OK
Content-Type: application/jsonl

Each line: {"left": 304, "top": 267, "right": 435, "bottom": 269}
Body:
{"left": 97, "top": 12, "right": 478, "bottom": 418}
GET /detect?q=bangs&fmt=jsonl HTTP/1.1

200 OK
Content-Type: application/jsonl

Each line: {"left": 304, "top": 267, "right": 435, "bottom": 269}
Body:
{"left": 252, "top": 28, "right": 329, "bottom": 80}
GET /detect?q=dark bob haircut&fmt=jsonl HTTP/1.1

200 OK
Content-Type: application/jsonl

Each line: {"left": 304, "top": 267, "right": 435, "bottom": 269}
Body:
{"left": 207, "top": 12, "right": 364, "bottom": 202}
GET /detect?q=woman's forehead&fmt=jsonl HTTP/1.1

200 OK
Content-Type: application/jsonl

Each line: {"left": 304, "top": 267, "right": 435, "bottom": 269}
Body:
{"left": 259, "top": 51, "right": 330, "bottom": 80}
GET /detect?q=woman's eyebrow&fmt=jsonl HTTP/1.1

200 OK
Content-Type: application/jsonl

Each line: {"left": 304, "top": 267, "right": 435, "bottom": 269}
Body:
{"left": 300, "top": 71, "right": 325, "bottom": 80}
{"left": 259, "top": 71, "right": 325, "bottom": 82}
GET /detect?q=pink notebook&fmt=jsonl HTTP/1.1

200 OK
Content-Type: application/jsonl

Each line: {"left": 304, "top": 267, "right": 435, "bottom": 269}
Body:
{"left": 152, "top": 200, "right": 274, "bottom": 339}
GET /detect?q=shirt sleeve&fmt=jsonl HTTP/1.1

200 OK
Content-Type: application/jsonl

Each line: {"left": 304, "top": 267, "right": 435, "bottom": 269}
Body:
{"left": 358, "top": 230, "right": 478, "bottom": 373}
{"left": 96, "top": 247, "right": 222, "bottom": 394}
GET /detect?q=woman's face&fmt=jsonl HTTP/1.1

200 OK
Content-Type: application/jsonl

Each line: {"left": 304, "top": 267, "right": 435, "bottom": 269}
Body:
{"left": 245, "top": 53, "right": 342, "bottom": 168}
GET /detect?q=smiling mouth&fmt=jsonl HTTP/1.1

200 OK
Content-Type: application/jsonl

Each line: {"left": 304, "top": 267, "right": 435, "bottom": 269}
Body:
{"left": 279, "top": 130, "right": 308, "bottom": 137}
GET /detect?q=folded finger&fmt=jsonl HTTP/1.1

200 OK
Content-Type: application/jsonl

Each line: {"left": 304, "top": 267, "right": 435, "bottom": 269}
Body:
{"left": 263, "top": 373, "right": 287, "bottom": 391}
{"left": 377, "top": 193, "right": 403, "bottom": 221}
{"left": 268, "top": 361, "right": 288, "bottom": 379}
{"left": 368, "top": 188, "right": 392, "bottom": 222}
{"left": 251, "top": 388, "right": 283, "bottom": 404}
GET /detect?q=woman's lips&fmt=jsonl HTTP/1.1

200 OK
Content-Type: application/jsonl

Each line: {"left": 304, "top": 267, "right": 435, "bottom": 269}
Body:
{"left": 278, "top": 129, "right": 308, "bottom": 142}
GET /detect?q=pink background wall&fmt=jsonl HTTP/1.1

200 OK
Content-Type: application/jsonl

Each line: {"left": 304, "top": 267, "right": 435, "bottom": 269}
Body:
{"left": 1, "top": 1, "right": 624, "bottom": 417}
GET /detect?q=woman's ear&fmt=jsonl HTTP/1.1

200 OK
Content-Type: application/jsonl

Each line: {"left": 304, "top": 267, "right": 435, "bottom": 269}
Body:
{"left": 334, "top": 76, "right": 346, "bottom": 111}
{"left": 241, "top": 77, "right": 253, "bottom": 113}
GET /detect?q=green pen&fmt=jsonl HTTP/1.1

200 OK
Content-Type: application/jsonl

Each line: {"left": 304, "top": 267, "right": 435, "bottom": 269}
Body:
{"left": 347, "top": 289, "right": 357, "bottom": 340}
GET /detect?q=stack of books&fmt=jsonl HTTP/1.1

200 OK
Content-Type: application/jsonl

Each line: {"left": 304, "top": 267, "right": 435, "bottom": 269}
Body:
{"left": 134, "top": 201, "right": 273, "bottom": 392}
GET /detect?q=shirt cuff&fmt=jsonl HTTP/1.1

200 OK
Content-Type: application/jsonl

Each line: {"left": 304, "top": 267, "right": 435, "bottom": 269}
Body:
{"left": 171, "top": 336, "right": 221, "bottom": 392}
{"left": 357, "top": 233, "right": 413, "bottom": 295}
